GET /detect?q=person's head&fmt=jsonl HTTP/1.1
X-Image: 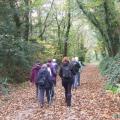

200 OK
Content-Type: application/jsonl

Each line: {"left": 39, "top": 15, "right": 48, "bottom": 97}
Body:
{"left": 47, "top": 59, "right": 52, "bottom": 63}
{"left": 71, "top": 57, "right": 75, "bottom": 61}
{"left": 62, "top": 57, "right": 70, "bottom": 63}
{"left": 52, "top": 59, "right": 56, "bottom": 62}
{"left": 33, "top": 60, "right": 41, "bottom": 68}
{"left": 75, "top": 57, "right": 79, "bottom": 61}
{"left": 35, "top": 60, "right": 40, "bottom": 64}
{"left": 41, "top": 64, "right": 47, "bottom": 69}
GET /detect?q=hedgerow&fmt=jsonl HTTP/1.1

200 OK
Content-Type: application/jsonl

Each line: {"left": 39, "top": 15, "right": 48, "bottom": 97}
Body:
{"left": 99, "top": 53, "right": 120, "bottom": 86}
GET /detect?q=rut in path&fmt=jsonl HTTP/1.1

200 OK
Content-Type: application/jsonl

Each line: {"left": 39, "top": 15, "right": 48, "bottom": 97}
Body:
{"left": 0, "top": 65, "right": 120, "bottom": 120}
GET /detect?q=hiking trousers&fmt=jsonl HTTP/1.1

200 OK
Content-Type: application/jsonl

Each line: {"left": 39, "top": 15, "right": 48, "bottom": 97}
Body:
{"left": 49, "top": 84, "right": 54, "bottom": 103}
{"left": 62, "top": 81, "right": 72, "bottom": 106}
{"left": 38, "top": 87, "right": 51, "bottom": 105}
{"left": 73, "top": 75, "right": 78, "bottom": 89}
{"left": 35, "top": 83, "right": 39, "bottom": 98}
{"left": 77, "top": 71, "right": 80, "bottom": 86}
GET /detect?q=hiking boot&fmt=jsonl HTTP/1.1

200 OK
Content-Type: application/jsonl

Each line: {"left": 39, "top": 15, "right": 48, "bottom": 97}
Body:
{"left": 65, "top": 92, "right": 67, "bottom": 103}
{"left": 66, "top": 98, "right": 71, "bottom": 106}
{"left": 75, "top": 87, "right": 77, "bottom": 90}
{"left": 40, "top": 104, "right": 44, "bottom": 108}
{"left": 66, "top": 94, "right": 71, "bottom": 107}
{"left": 48, "top": 100, "right": 52, "bottom": 105}
{"left": 67, "top": 102, "right": 71, "bottom": 107}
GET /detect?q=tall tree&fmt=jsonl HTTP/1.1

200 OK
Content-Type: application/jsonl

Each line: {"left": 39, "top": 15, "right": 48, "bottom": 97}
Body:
{"left": 39, "top": 0, "right": 55, "bottom": 39}
{"left": 103, "top": 0, "right": 120, "bottom": 56}
{"left": 53, "top": 4, "right": 65, "bottom": 54}
{"left": 9, "top": 0, "right": 22, "bottom": 37}
{"left": 24, "top": 0, "right": 30, "bottom": 41}
{"left": 76, "top": 0, "right": 120, "bottom": 57}
{"left": 64, "top": 0, "right": 71, "bottom": 56}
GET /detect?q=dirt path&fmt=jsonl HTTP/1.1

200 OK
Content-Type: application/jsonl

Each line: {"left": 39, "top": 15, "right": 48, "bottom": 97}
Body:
{"left": 0, "top": 65, "right": 120, "bottom": 120}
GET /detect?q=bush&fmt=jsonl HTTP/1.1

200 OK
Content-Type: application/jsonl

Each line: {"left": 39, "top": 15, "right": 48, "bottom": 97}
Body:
{"left": 0, "top": 1, "right": 62, "bottom": 84}
{"left": 0, "top": 35, "right": 42, "bottom": 83}
{"left": 99, "top": 53, "right": 120, "bottom": 85}
{"left": 105, "top": 83, "right": 118, "bottom": 93}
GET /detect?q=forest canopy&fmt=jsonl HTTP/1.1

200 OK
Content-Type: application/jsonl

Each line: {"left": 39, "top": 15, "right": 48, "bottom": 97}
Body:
{"left": 0, "top": 0, "right": 120, "bottom": 85}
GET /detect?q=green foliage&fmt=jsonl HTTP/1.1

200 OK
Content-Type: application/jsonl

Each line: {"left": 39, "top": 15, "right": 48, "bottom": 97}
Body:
{"left": 68, "top": 30, "right": 87, "bottom": 61}
{"left": 78, "top": 41, "right": 88, "bottom": 62}
{"left": 96, "top": 38, "right": 107, "bottom": 57}
{"left": 31, "top": 0, "right": 46, "bottom": 8}
{"left": 99, "top": 53, "right": 120, "bottom": 85}
{"left": 35, "top": 38, "right": 62, "bottom": 62}
{"left": 105, "top": 83, "right": 120, "bottom": 94}
{"left": 0, "top": 1, "right": 43, "bottom": 83}
{"left": 77, "top": 0, "right": 120, "bottom": 57}
{"left": 0, "top": 35, "right": 42, "bottom": 83}
{"left": 99, "top": 57, "right": 113, "bottom": 75}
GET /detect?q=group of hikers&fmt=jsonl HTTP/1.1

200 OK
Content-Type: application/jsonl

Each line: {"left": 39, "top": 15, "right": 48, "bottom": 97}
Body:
{"left": 30, "top": 57, "right": 82, "bottom": 108}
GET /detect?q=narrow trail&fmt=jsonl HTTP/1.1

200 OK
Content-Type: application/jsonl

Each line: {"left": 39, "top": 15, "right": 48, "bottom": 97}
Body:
{"left": 0, "top": 65, "right": 120, "bottom": 120}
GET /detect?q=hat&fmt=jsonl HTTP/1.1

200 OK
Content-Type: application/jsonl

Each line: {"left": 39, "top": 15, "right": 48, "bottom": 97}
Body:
{"left": 75, "top": 57, "right": 79, "bottom": 61}
{"left": 52, "top": 59, "right": 56, "bottom": 62}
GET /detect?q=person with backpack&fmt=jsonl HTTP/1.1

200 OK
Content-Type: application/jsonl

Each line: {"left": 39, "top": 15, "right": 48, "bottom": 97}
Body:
{"left": 59, "top": 57, "right": 74, "bottom": 107}
{"left": 37, "top": 64, "right": 52, "bottom": 107}
{"left": 47, "top": 59, "right": 56, "bottom": 101}
{"left": 75, "top": 57, "right": 81, "bottom": 86}
{"left": 30, "top": 61, "right": 41, "bottom": 98}
{"left": 71, "top": 57, "right": 81, "bottom": 89}
{"left": 51, "top": 59, "right": 58, "bottom": 86}
{"left": 71, "top": 57, "right": 78, "bottom": 89}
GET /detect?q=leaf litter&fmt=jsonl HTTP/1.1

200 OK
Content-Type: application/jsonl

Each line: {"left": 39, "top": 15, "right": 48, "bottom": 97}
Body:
{"left": 0, "top": 65, "right": 119, "bottom": 120}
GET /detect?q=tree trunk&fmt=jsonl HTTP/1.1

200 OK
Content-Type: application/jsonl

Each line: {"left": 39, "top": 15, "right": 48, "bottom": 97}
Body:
{"left": 39, "top": 0, "right": 54, "bottom": 39}
{"left": 94, "top": 50, "right": 98, "bottom": 60}
{"left": 104, "top": 0, "right": 120, "bottom": 56}
{"left": 57, "top": 25, "right": 62, "bottom": 54}
{"left": 77, "top": 0, "right": 120, "bottom": 57}
{"left": 29, "top": 11, "right": 33, "bottom": 37}
{"left": 9, "top": 0, "right": 21, "bottom": 37}
{"left": 64, "top": 0, "right": 71, "bottom": 57}
{"left": 24, "top": 0, "right": 30, "bottom": 41}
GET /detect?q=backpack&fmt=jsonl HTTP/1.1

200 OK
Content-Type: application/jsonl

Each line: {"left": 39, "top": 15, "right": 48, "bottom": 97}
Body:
{"left": 71, "top": 62, "right": 80, "bottom": 75}
{"left": 51, "top": 66, "right": 57, "bottom": 76}
{"left": 37, "top": 70, "right": 47, "bottom": 86}
{"left": 74, "top": 62, "right": 81, "bottom": 73}
{"left": 62, "top": 65, "right": 72, "bottom": 79}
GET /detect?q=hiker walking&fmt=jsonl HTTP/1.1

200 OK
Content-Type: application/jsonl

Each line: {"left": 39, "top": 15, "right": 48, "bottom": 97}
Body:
{"left": 51, "top": 59, "right": 58, "bottom": 86}
{"left": 71, "top": 57, "right": 77, "bottom": 89}
{"left": 59, "top": 57, "right": 74, "bottom": 107}
{"left": 75, "top": 57, "right": 81, "bottom": 86}
{"left": 47, "top": 59, "right": 56, "bottom": 101}
{"left": 30, "top": 61, "right": 41, "bottom": 98}
{"left": 37, "top": 64, "right": 52, "bottom": 107}
{"left": 71, "top": 57, "right": 81, "bottom": 89}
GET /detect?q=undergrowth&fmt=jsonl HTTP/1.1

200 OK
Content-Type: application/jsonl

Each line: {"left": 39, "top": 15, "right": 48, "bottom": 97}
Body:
{"left": 99, "top": 53, "right": 120, "bottom": 93}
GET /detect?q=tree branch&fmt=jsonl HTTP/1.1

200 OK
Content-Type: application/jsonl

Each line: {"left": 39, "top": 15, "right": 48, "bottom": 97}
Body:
{"left": 76, "top": 0, "right": 112, "bottom": 55}
{"left": 39, "top": 0, "right": 55, "bottom": 38}
{"left": 9, "top": 0, "right": 21, "bottom": 28}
